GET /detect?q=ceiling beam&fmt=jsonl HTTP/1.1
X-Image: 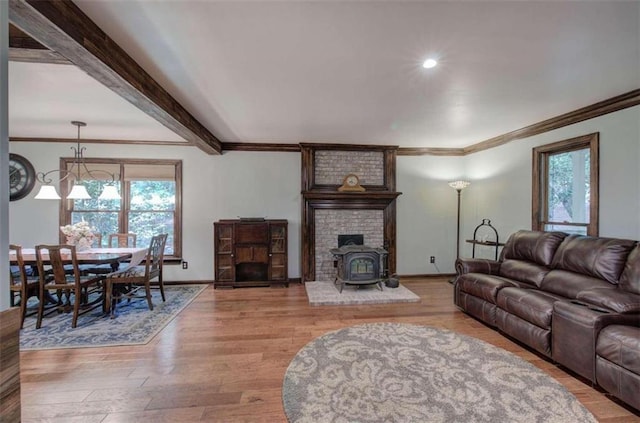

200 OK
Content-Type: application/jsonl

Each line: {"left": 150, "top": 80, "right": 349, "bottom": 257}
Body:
{"left": 9, "top": 22, "right": 46, "bottom": 49}
{"left": 9, "top": 47, "right": 69, "bottom": 64}
{"left": 9, "top": 0, "right": 222, "bottom": 155}
{"left": 9, "top": 22, "right": 70, "bottom": 63}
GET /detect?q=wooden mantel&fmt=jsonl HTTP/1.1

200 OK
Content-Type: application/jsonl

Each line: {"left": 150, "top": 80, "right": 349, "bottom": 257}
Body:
{"left": 302, "top": 191, "right": 402, "bottom": 207}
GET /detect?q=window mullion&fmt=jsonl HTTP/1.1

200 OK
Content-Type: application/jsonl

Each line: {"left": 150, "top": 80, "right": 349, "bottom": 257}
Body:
{"left": 122, "top": 179, "right": 131, "bottom": 234}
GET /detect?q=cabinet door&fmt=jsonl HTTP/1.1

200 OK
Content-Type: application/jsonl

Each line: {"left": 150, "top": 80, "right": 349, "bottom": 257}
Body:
{"left": 214, "top": 223, "right": 235, "bottom": 282}
{"left": 235, "top": 246, "right": 254, "bottom": 263}
{"left": 217, "top": 224, "right": 233, "bottom": 253}
{"left": 235, "top": 246, "right": 269, "bottom": 263}
{"left": 269, "top": 253, "right": 286, "bottom": 280}
{"left": 269, "top": 222, "right": 288, "bottom": 281}
{"left": 216, "top": 255, "right": 235, "bottom": 281}
{"left": 270, "top": 224, "right": 286, "bottom": 254}
{"left": 252, "top": 246, "right": 269, "bottom": 263}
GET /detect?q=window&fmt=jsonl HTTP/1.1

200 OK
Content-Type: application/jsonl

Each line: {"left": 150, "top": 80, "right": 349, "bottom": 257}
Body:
{"left": 60, "top": 158, "right": 182, "bottom": 258}
{"left": 532, "top": 133, "right": 599, "bottom": 236}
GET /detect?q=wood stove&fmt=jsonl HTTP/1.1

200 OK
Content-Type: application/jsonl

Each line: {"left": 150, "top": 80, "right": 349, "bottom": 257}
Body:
{"left": 330, "top": 245, "right": 388, "bottom": 293}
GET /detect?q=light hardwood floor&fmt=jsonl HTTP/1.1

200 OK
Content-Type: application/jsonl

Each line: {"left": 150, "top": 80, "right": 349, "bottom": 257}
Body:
{"left": 19, "top": 278, "right": 640, "bottom": 422}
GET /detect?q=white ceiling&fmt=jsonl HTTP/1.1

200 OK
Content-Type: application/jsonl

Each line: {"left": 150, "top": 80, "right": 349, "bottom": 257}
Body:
{"left": 10, "top": 1, "right": 640, "bottom": 149}
{"left": 9, "top": 62, "right": 187, "bottom": 141}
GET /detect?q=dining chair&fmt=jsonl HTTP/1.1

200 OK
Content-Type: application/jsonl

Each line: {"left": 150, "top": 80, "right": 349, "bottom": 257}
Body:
{"left": 153, "top": 233, "right": 168, "bottom": 302}
{"left": 108, "top": 233, "right": 137, "bottom": 248}
{"left": 35, "top": 244, "right": 104, "bottom": 329}
{"left": 104, "top": 233, "right": 168, "bottom": 317}
{"left": 9, "top": 244, "right": 40, "bottom": 328}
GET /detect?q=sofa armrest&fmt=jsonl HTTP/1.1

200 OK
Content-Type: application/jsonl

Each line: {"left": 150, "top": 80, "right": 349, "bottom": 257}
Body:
{"left": 576, "top": 288, "right": 640, "bottom": 314}
{"left": 455, "top": 258, "right": 501, "bottom": 276}
{"left": 552, "top": 300, "right": 639, "bottom": 382}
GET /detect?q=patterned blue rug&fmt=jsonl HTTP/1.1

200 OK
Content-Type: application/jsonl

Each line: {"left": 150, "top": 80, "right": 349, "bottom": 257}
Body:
{"left": 20, "top": 285, "right": 207, "bottom": 350}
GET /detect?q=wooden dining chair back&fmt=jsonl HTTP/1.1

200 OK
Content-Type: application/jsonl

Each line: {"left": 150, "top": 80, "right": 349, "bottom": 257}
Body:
{"left": 9, "top": 244, "right": 39, "bottom": 328}
{"left": 93, "top": 233, "right": 103, "bottom": 248}
{"left": 149, "top": 233, "right": 168, "bottom": 301}
{"left": 35, "top": 244, "right": 104, "bottom": 329}
{"left": 104, "top": 233, "right": 167, "bottom": 317}
{"left": 108, "top": 233, "right": 137, "bottom": 248}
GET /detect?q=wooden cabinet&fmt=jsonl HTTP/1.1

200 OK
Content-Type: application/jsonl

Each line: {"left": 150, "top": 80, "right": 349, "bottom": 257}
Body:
{"left": 214, "top": 219, "right": 288, "bottom": 288}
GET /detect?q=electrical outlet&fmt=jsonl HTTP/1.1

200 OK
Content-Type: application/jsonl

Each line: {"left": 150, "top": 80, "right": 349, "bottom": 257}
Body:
{"left": 430, "top": 256, "right": 436, "bottom": 263}
{"left": 182, "top": 261, "right": 188, "bottom": 269}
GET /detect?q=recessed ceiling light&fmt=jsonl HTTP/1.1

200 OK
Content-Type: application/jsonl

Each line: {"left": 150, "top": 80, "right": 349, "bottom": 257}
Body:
{"left": 422, "top": 58, "right": 438, "bottom": 69}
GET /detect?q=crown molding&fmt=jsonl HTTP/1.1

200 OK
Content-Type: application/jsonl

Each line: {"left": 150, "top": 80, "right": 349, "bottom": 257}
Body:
{"left": 462, "top": 89, "right": 640, "bottom": 155}
{"left": 222, "top": 142, "right": 301, "bottom": 152}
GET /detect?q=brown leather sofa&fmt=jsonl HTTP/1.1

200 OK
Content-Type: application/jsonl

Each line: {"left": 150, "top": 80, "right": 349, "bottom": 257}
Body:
{"left": 454, "top": 230, "right": 640, "bottom": 410}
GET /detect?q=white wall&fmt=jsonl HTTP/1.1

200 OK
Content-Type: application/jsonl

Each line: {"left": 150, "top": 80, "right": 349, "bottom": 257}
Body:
{"left": 392, "top": 105, "right": 640, "bottom": 276}
{"left": 8, "top": 144, "right": 301, "bottom": 281}
{"left": 463, "top": 105, "right": 640, "bottom": 245}
{"left": 396, "top": 155, "right": 466, "bottom": 275}
{"left": 9, "top": 105, "right": 639, "bottom": 281}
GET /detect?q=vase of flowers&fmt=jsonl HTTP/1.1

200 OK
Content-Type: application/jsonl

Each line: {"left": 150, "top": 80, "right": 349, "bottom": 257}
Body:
{"left": 60, "top": 221, "right": 96, "bottom": 251}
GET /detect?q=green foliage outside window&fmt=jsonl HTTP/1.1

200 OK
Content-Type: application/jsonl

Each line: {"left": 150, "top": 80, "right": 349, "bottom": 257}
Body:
{"left": 71, "top": 180, "right": 176, "bottom": 254}
{"left": 547, "top": 149, "right": 590, "bottom": 224}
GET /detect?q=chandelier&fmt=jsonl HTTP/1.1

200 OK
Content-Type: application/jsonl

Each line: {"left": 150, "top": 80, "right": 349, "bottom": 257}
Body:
{"left": 34, "top": 121, "right": 121, "bottom": 200}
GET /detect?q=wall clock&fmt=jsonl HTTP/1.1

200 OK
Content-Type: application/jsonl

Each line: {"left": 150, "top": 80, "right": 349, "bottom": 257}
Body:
{"left": 9, "top": 153, "right": 37, "bottom": 201}
{"left": 338, "top": 173, "right": 365, "bottom": 192}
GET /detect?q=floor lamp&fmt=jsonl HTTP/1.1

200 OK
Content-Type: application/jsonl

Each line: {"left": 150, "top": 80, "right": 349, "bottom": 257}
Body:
{"left": 448, "top": 180, "right": 470, "bottom": 282}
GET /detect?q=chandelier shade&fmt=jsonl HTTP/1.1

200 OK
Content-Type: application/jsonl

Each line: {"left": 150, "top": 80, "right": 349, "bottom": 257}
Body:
{"left": 34, "top": 184, "right": 62, "bottom": 200}
{"left": 35, "top": 121, "right": 121, "bottom": 201}
{"left": 67, "top": 184, "right": 92, "bottom": 200}
{"left": 98, "top": 185, "right": 121, "bottom": 200}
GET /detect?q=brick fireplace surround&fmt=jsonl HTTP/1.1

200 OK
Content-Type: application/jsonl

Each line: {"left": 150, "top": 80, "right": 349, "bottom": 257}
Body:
{"left": 300, "top": 144, "right": 401, "bottom": 282}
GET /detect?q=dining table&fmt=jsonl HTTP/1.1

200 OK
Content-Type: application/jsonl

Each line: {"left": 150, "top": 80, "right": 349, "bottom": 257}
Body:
{"left": 10, "top": 247, "right": 147, "bottom": 272}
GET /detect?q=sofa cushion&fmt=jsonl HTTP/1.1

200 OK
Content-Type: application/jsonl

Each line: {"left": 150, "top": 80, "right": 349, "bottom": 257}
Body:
{"left": 495, "top": 309, "right": 552, "bottom": 357}
{"left": 499, "top": 259, "right": 552, "bottom": 287}
{"left": 595, "top": 357, "right": 640, "bottom": 411}
{"left": 496, "top": 287, "right": 563, "bottom": 329}
{"left": 551, "top": 235, "right": 636, "bottom": 284}
{"left": 541, "top": 269, "right": 615, "bottom": 300}
{"left": 456, "top": 292, "right": 498, "bottom": 327}
{"left": 620, "top": 244, "right": 640, "bottom": 295}
{"left": 501, "top": 230, "right": 567, "bottom": 267}
{"left": 597, "top": 325, "right": 640, "bottom": 375}
{"left": 576, "top": 288, "right": 640, "bottom": 314}
{"left": 456, "top": 274, "right": 520, "bottom": 304}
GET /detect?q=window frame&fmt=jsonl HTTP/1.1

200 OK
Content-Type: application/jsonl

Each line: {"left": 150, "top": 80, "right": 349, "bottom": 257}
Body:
{"left": 532, "top": 132, "right": 599, "bottom": 236}
{"left": 59, "top": 157, "right": 183, "bottom": 259}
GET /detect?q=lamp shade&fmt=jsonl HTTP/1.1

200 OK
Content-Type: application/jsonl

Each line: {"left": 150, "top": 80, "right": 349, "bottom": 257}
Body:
{"left": 67, "top": 184, "right": 91, "bottom": 200}
{"left": 448, "top": 180, "right": 471, "bottom": 191}
{"left": 98, "top": 185, "right": 121, "bottom": 200}
{"left": 34, "top": 121, "right": 120, "bottom": 201}
{"left": 34, "top": 185, "right": 62, "bottom": 200}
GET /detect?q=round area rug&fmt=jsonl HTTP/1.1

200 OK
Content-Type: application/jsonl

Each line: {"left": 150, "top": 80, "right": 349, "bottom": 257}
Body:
{"left": 282, "top": 323, "right": 596, "bottom": 423}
